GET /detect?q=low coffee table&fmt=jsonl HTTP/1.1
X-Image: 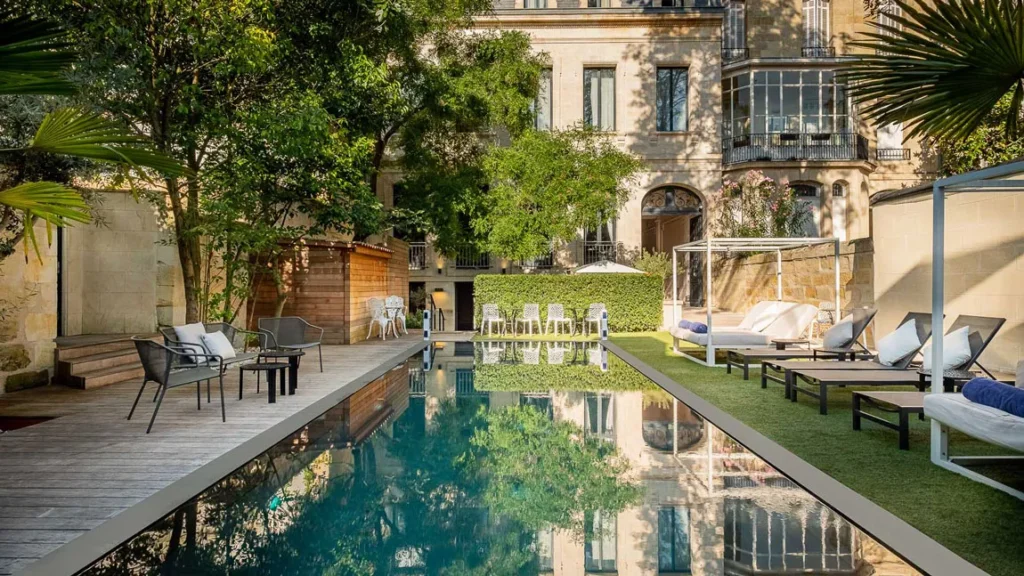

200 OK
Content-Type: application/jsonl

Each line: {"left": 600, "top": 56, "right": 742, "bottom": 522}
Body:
{"left": 259, "top": 349, "right": 305, "bottom": 395}
{"left": 772, "top": 338, "right": 809, "bottom": 350}
{"left": 852, "top": 391, "right": 927, "bottom": 450}
{"left": 239, "top": 362, "right": 290, "bottom": 404}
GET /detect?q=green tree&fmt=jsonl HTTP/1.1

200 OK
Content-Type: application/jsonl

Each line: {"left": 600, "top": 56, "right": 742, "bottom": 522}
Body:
{"left": 474, "top": 126, "right": 644, "bottom": 260}
{"left": 0, "top": 11, "right": 182, "bottom": 261}
{"left": 712, "top": 170, "right": 809, "bottom": 238}
{"left": 930, "top": 93, "right": 1024, "bottom": 176}
{"left": 844, "top": 0, "right": 1024, "bottom": 141}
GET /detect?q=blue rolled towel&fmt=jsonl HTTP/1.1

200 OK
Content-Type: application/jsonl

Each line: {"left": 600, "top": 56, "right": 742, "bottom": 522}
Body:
{"left": 678, "top": 320, "right": 692, "bottom": 329}
{"left": 962, "top": 378, "right": 1024, "bottom": 418}
{"left": 690, "top": 322, "right": 708, "bottom": 334}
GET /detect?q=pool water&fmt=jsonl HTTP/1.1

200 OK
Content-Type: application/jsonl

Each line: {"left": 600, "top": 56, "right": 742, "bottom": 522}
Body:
{"left": 80, "top": 342, "right": 919, "bottom": 575}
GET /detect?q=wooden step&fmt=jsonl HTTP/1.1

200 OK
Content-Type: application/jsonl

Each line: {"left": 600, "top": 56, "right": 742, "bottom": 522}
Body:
{"left": 54, "top": 333, "right": 160, "bottom": 361}
{"left": 66, "top": 364, "right": 146, "bottom": 390}
{"left": 63, "top": 349, "right": 140, "bottom": 376}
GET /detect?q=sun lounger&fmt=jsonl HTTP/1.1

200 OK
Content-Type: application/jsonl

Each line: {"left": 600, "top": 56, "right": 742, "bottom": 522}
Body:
{"left": 726, "top": 307, "right": 877, "bottom": 380}
{"left": 788, "top": 315, "right": 1005, "bottom": 414}
{"left": 671, "top": 301, "right": 818, "bottom": 367}
{"left": 760, "top": 312, "right": 935, "bottom": 392}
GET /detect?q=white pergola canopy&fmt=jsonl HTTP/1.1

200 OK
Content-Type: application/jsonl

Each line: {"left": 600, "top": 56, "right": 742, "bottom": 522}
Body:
{"left": 671, "top": 236, "right": 842, "bottom": 365}
{"left": 927, "top": 159, "right": 1024, "bottom": 492}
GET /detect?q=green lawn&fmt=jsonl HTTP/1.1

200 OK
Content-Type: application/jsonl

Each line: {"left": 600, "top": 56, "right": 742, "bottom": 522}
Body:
{"left": 611, "top": 331, "right": 1023, "bottom": 576}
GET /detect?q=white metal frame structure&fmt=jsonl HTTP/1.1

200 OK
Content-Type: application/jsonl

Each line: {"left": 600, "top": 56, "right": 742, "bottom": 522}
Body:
{"left": 928, "top": 160, "right": 1024, "bottom": 500}
{"left": 671, "top": 237, "right": 842, "bottom": 366}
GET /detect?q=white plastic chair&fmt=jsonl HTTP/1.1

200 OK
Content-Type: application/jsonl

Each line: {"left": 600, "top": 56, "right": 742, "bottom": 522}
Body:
{"left": 521, "top": 342, "right": 541, "bottom": 365}
{"left": 368, "top": 297, "right": 394, "bottom": 340}
{"left": 546, "top": 342, "right": 567, "bottom": 365}
{"left": 583, "top": 303, "right": 606, "bottom": 336}
{"left": 545, "top": 303, "right": 574, "bottom": 336}
{"left": 385, "top": 295, "right": 408, "bottom": 335}
{"left": 515, "top": 303, "right": 542, "bottom": 336}
{"left": 482, "top": 341, "right": 504, "bottom": 365}
{"left": 480, "top": 303, "right": 504, "bottom": 336}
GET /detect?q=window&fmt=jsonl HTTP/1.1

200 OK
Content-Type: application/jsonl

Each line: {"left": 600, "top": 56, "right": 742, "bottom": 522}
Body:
{"left": 584, "top": 392, "right": 615, "bottom": 441}
{"left": 656, "top": 68, "right": 688, "bottom": 132}
{"left": 658, "top": 507, "right": 692, "bottom": 573}
{"left": 533, "top": 68, "right": 552, "bottom": 130}
{"left": 725, "top": 499, "right": 857, "bottom": 572}
{"left": 722, "top": 70, "right": 848, "bottom": 139}
{"left": 803, "top": 0, "right": 830, "bottom": 48}
{"left": 525, "top": 0, "right": 545, "bottom": 7}
{"left": 724, "top": 1, "right": 746, "bottom": 50}
{"left": 585, "top": 510, "right": 617, "bottom": 572}
{"left": 588, "top": 0, "right": 611, "bottom": 6}
{"left": 584, "top": 68, "right": 615, "bottom": 131}
{"left": 792, "top": 184, "right": 821, "bottom": 237}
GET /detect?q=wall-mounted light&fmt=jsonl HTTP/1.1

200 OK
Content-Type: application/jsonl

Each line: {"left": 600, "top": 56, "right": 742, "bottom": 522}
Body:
{"left": 437, "top": 266, "right": 443, "bottom": 275}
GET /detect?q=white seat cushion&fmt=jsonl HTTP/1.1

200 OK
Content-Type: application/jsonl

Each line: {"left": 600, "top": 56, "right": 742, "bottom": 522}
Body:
{"left": 822, "top": 316, "right": 854, "bottom": 348}
{"left": 670, "top": 325, "right": 773, "bottom": 347}
{"left": 925, "top": 393, "right": 1024, "bottom": 453}
{"left": 173, "top": 323, "right": 207, "bottom": 362}
{"left": 922, "top": 326, "right": 972, "bottom": 370}
{"left": 200, "top": 331, "right": 237, "bottom": 360}
{"left": 876, "top": 319, "right": 921, "bottom": 366}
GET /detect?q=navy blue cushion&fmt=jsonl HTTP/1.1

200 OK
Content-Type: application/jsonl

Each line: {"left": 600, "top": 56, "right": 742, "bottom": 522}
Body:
{"left": 962, "top": 378, "right": 1024, "bottom": 418}
{"left": 690, "top": 322, "right": 708, "bottom": 334}
{"left": 678, "top": 320, "right": 692, "bottom": 329}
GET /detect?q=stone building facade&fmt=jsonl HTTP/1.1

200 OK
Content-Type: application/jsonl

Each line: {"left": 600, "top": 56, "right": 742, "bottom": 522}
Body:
{"left": 388, "top": 0, "right": 935, "bottom": 331}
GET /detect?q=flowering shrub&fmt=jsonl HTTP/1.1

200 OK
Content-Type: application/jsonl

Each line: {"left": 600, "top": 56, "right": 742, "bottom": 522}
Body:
{"left": 712, "top": 170, "right": 810, "bottom": 238}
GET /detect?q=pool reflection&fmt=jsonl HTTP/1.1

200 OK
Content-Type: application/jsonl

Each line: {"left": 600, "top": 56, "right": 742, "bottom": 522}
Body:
{"left": 81, "top": 342, "right": 920, "bottom": 576}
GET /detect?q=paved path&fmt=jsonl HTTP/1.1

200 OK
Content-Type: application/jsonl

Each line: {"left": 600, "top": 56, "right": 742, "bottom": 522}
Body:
{"left": 0, "top": 336, "right": 424, "bottom": 575}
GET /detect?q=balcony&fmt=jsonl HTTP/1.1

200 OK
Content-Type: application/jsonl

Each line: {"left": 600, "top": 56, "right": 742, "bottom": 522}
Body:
{"left": 519, "top": 250, "right": 554, "bottom": 270}
{"left": 722, "top": 47, "right": 749, "bottom": 63}
{"left": 875, "top": 148, "right": 911, "bottom": 161}
{"left": 454, "top": 246, "right": 491, "bottom": 270}
{"left": 722, "top": 132, "right": 869, "bottom": 165}
{"left": 408, "top": 242, "right": 427, "bottom": 271}
{"left": 583, "top": 241, "right": 621, "bottom": 265}
{"left": 802, "top": 46, "right": 836, "bottom": 58}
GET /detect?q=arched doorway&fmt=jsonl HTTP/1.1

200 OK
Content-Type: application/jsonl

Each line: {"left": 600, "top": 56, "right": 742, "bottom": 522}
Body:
{"left": 640, "top": 186, "right": 704, "bottom": 303}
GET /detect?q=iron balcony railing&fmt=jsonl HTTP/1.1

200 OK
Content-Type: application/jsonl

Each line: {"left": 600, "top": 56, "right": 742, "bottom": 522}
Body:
{"left": 722, "top": 132, "right": 869, "bottom": 165}
{"left": 454, "top": 246, "right": 491, "bottom": 269}
{"left": 583, "top": 241, "right": 621, "bottom": 264}
{"left": 722, "top": 47, "right": 749, "bottom": 62}
{"left": 408, "top": 242, "right": 427, "bottom": 271}
{"left": 802, "top": 46, "right": 836, "bottom": 57}
{"left": 875, "top": 148, "right": 911, "bottom": 161}
{"left": 409, "top": 369, "right": 426, "bottom": 396}
{"left": 519, "top": 250, "right": 554, "bottom": 270}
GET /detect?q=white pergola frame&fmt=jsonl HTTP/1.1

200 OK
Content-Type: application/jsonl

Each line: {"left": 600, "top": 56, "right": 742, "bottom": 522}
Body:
{"left": 928, "top": 159, "right": 1024, "bottom": 499}
{"left": 671, "top": 236, "right": 842, "bottom": 366}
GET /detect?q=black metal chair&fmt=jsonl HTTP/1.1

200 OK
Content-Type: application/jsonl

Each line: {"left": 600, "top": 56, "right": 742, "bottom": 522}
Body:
{"left": 258, "top": 317, "right": 324, "bottom": 372}
{"left": 128, "top": 338, "right": 226, "bottom": 434}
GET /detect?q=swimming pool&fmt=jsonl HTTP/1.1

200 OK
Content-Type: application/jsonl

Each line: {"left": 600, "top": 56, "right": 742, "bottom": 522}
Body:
{"left": 78, "top": 341, "right": 925, "bottom": 575}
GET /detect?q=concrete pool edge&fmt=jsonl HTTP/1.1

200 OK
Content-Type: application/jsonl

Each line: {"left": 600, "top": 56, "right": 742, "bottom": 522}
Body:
{"left": 18, "top": 340, "right": 428, "bottom": 576}
{"left": 603, "top": 340, "right": 989, "bottom": 576}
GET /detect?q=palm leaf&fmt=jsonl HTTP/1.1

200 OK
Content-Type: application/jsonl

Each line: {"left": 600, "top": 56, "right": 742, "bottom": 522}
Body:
{"left": 0, "top": 11, "right": 76, "bottom": 96}
{"left": 841, "top": 0, "right": 1024, "bottom": 141}
{"left": 0, "top": 182, "right": 91, "bottom": 260}
{"left": 28, "top": 108, "right": 187, "bottom": 176}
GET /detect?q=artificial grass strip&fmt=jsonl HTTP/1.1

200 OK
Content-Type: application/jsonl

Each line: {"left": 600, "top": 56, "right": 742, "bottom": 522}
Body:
{"left": 611, "top": 331, "right": 1023, "bottom": 576}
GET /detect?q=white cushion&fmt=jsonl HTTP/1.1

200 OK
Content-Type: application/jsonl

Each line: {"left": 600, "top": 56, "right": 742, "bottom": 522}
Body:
{"left": 762, "top": 304, "right": 818, "bottom": 339}
{"left": 670, "top": 325, "right": 773, "bottom": 347}
{"left": 200, "top": 331, "right": 236, "bottom": 360}
{"left": 737, "top": 301, "right": 780, "bottom": 331}
{"left": 822, "top": 316, "right": 854, "bottom": 348}
{"left": 925, "top": 394, "right": 1024, "bottom": 453}
{"left": 922, "top": 326, "right": 972, "bottom": 371}
{"left": 876, "top": 319, "right": 921, "bottom": 366}
{"left": 174, "top": 323, "right": 207, "bottom": 362}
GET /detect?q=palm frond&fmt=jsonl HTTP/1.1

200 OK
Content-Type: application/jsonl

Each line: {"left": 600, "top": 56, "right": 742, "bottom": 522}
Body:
{"left": 841, "top": 0, "right": 1024, "bottom": 141}
{"left": 0, "top": 182, "right": 91, "bottom": 260}
{"left": 28, "top": 108, "right": 187, "bottom": 176}
{"left": 0, "top": 11, "right": 76, "bottom": 96}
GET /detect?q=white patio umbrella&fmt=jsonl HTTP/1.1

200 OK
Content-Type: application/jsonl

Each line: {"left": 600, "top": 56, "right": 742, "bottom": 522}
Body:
{"left": 574, "top": 260, "right": 643, "bottom": 274}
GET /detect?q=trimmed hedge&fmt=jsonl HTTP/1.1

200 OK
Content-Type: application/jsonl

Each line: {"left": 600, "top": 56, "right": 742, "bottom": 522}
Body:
{"left": 475, "top": 350, "right": 656, "bottom": 393}
{"left": 473, "top": 274, "right": 662, "bottom": 332}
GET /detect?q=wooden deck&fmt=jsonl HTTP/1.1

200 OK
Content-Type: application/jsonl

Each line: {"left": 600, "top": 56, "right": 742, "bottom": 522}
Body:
{"left": 0, "top": 336, "right": 425, "bottom": 576}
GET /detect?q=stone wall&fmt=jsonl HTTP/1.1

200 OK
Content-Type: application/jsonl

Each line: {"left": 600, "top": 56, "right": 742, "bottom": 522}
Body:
{"left": 711, "top": 239, "right": 875, "bottom": 339}
{"left": 0, "top": 221, "right": 57, "bottom": 394}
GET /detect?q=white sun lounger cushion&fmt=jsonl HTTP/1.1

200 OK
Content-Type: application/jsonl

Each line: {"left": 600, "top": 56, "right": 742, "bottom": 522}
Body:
{"left": 822, "top": 315, "right": 855, "bottom": 348}
{"left": 669, "top": 325, "right": 773, "bottom": 347}
{"left": 762, "top": 304, "right": 819, "bottom": 339}
{"left": 876, "top": 319, "right": 921, "bottom": 366}
{"left": 925, "top": 393, "right": 1024, "bottom": 453}
{"left": 922, "top": 326, "right": 973, "bottom": 371}
{"left": 737, "top": 301, "right": 797, "bottom": 333}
